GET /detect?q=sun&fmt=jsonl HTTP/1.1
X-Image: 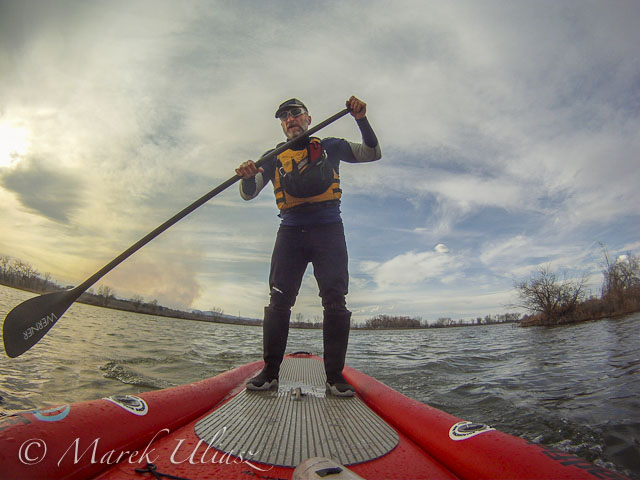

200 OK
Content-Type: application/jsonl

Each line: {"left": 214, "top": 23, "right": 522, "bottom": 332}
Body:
{"left": 0, "top": 120, "right": 31, "bottom": 168}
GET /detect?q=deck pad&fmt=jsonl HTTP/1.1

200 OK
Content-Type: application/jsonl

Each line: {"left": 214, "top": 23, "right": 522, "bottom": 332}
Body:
{"left": 195, "top": 356, "right": 399, "bottom": 467}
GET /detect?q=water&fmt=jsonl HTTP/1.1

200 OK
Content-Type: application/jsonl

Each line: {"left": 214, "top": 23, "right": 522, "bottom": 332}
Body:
{"left": 1, "top": 285, "right": 638, "bottom": 478}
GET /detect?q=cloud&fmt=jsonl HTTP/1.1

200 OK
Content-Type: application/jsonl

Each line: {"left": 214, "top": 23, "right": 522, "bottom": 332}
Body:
{"left": 0, "top": 158, "right": 84, "bottom": 223}
{"left": 434, "top": 243, "right": 449, "bottom": 254}
{"left": 97, "top": 244, "right": 204, "bottom": 311}
{"left": 361, "top": 248, "right": 463, "bottom": 290}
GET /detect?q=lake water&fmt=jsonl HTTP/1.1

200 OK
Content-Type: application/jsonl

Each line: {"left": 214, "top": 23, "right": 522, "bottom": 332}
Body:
{"left": 1, "top": 284, "right": 638, "bottom": 478}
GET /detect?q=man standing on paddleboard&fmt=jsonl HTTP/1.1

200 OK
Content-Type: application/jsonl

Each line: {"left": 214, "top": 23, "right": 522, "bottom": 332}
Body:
{"left": 235, "top": 96, "right": 381, "bottom": 396}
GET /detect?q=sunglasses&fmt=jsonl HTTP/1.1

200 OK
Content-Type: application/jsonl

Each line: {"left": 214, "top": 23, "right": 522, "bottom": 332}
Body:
{"left": 278, "top": 108, "right": 307, "bottom": 121}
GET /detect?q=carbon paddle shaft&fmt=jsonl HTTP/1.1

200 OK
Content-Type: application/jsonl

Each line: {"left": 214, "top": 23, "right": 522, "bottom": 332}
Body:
{"left": 3, "top": 107, "right": 350, "bottom": 357}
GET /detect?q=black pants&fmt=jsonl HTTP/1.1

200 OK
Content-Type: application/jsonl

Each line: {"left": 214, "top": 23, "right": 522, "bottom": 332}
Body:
{"left": 268, "top": 222, "right": 349, "bottom": 313}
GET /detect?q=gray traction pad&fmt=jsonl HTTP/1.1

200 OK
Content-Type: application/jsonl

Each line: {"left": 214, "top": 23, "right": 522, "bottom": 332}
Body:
{"left": 194, "top": 356, "right": 399, "bottom": 467}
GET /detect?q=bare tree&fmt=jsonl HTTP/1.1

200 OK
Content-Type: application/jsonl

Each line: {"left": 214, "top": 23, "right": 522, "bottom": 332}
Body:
{"left": 130, "top": 295, "right": 144, "bottom": 311}
{"left": 515, "top": 265, "right": 589, "bottom": 323}
{"left": 0, "top": 255, "right": 10, "bottom": 277}
{"left": 96, "top": 285, "right": 115, "bottom": 306}
{"left": 148, "top": 299, "right": 160, "bottom": 313}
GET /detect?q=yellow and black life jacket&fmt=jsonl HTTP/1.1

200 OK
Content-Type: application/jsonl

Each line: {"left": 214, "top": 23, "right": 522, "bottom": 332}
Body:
{"left": 273, "top": 137, "right": 341, "bottom": 211}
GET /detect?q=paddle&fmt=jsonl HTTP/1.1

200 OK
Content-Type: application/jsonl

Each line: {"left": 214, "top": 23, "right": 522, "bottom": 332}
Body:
{"left": 2, "top": 107, "right": 351, "bottom": 358}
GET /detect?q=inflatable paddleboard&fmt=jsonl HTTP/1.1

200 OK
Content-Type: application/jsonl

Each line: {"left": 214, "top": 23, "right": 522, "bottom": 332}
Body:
{"left": 0, "top": 353, "right": 629, "bottom": 479}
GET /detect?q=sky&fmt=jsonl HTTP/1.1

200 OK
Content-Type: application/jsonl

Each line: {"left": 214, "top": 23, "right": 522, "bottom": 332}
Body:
{"left": 1, "top": 0, "right": 639, "bottom": 324}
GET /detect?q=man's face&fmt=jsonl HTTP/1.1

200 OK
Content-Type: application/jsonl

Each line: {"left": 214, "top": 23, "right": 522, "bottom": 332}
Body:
{"left": 280, "top": 108, "right": 311, "bottom": 139}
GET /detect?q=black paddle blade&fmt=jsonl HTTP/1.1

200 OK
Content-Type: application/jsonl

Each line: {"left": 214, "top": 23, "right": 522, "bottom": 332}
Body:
{"left": 2, "top": 289, "right": 78, "bottom": 358}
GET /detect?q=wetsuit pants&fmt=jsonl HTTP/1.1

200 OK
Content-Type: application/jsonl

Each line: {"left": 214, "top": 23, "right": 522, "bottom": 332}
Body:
{"left": 268, "top": 222, "right": 349, "bottom": 314}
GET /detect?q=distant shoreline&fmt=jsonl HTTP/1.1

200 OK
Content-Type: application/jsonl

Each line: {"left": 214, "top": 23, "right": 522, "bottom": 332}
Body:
{"left": 1, "top": 255, "right": 523, "bottom": 329}
{"left": 6, "top": 281, "right": 637, "bottom": 331}
{"left": 1, "top": 282, "right": 517, "bottom": 330}
{"left": 0, "top": 282, "right": 261, "bottom": 326}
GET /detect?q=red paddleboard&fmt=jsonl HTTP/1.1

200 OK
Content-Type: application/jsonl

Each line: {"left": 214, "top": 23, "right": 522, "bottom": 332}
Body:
{"left": 0, "top": 353, "right": 629, "bottom": 479}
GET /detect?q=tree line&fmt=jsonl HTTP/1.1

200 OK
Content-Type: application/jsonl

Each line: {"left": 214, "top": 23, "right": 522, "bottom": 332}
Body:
{"left": 0, "top": 255, "right": 246, "bottom": 324}
{"left": 4, "top": 245, "right": 639, "bottom": 329}
{"left": 515, "top": 246, "right": 640, "bottom": 326}
{"left": 352, "top": 312, "right": 521, "bottom": 329}
{"left": 0, "top": 255, "right": 59, "bottom": 293}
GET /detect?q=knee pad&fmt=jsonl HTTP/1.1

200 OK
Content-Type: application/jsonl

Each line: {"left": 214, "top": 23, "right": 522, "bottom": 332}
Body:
{"left": 268, "top": 286, "right": 294, "bottom": 312}
{"left": 323, "top": 303, "right": 350, "bottom": 316}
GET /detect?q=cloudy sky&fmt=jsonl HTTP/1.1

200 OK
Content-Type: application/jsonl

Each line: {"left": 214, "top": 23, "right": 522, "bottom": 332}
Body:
{"left": 1, "top": 0, "right": 639, "bottom": 323}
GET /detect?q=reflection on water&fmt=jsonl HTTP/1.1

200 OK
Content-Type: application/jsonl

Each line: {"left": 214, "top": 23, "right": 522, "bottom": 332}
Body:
{"left": 1, "top": 285, "right": 638, "bottom": 478}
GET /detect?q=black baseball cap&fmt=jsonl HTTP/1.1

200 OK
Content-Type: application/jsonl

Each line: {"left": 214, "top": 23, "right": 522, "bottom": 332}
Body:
{"left": 275, "top": 98, "right": 307, "bottom": 118}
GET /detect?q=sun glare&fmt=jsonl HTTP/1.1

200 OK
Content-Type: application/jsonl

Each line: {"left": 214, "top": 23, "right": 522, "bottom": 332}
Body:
{"left": 0, "top": 121, "right": 31, "bottom": 167}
